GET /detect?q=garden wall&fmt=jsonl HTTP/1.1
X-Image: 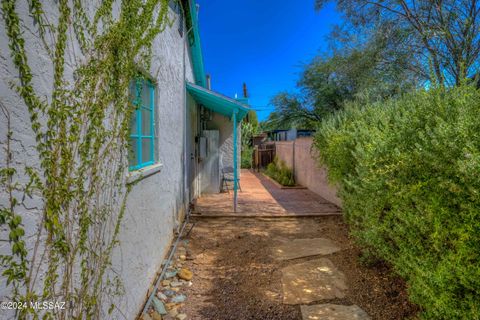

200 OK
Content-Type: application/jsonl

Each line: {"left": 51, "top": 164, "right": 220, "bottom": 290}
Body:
{"left": 275, "top": 138, "right": 342, "bottom": 207}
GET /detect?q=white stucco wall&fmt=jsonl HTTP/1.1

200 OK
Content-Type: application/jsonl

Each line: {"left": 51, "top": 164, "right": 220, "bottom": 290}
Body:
{"left": 0, "top": 2, "right": 194, "bottom": 319}
{"left": 112, "top": 6, "right": 196, "bottom": 318}
{"left": 1, "top": 3, "right": 60, "bottom": 319}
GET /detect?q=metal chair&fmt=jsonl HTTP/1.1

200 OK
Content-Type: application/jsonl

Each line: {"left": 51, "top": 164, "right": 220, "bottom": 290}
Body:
{"left": 221, "top": 166, "right": 241, "bottom": 193}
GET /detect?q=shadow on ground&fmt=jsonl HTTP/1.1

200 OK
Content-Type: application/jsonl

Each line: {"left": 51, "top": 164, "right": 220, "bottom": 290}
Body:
{"left": 194, "top": 170, "right": 341, "bottom": 216}
{"left": 254, "top": 172, "right": 341, "bottom": 214}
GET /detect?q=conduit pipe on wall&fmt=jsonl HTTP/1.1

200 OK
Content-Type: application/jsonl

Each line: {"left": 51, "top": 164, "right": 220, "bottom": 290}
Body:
{"left": 140, "top": 208, "right": 192, "bottom": 316}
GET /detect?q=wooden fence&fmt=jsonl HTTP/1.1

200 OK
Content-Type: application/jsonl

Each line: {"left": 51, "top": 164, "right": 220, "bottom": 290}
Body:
{"left": 253, "top": 143, "right": 275, "bottom": 171}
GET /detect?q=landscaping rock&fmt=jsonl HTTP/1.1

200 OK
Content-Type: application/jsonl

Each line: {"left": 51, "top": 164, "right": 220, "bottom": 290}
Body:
{"left": 150, "top": 311, "right": 163, "bottom": 320}
{"left": 165, "top": 270, "right": 177, "bottom": 279}
{"left": 157, "top": 292, "right": 168, "bottom": 301}
{"left": 162, "top": 279, "right": 171, "bottom": 286}
{"left": 152, "top": 297, "right": 168, "bottom": 315}
{"left": 168, "top": 307, "right": 178, "bottom": 317}
{"left": 301, "top": 304, "right": 370, "bottom": 320}
{"left": 164, "top": 289, "right": 176, "bottom": 296}
{"left": 171, "top": 294, "right": 186, "bottom": 303}
{"left": 170, "top": 281, "right": 183, "bottom": 287}
{"left": 176, "top": 314, "right": 187, "bottom": 320}
{"left": 165, "top": 302, "right": 177, "bottom": 310}
{"left": 178, "top": 268, "right": 193, "bottom": 281}
{"left": 150, "top": 311, "right": 162, "bottom": 320}
{"left": 140, "top": 313, "right": 153, "bottom": 320}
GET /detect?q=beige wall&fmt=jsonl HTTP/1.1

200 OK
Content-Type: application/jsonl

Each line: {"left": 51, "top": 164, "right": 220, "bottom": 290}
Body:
{"left": 275, "top": 141, "right": 295, "bottom": 168}
{"left": 275, "top": 138, "right": 342, "bottom": 208}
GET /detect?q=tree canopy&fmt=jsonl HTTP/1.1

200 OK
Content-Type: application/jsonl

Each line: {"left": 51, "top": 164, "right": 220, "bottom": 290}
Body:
{"left": 262, "top": 24, "right": 418, "bottom": 130}
{"left": 316, "top": 0, "right": 480, "bottom": 86}
{"left": 262, "top": 0, "right": 480, "bottom": 130}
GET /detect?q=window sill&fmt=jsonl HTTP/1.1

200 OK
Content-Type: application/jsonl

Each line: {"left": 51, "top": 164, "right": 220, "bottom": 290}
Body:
{"left": 127, "top": 163, "right": 163, "bottom": 185}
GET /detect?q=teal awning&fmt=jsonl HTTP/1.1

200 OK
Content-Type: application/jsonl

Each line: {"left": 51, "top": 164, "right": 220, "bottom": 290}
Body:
{"left": 186, "top": 82, "right": 250, "bottom": 120}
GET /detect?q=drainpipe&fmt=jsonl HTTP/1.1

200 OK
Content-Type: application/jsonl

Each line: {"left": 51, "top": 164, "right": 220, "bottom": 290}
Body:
{"left": 233, "top": 109, "right": 238, "bottom": 212}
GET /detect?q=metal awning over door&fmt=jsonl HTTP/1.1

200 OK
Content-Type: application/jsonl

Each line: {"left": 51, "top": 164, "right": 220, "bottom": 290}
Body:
{"left": 186, "top": 82, "right": 250, "bottom": 212}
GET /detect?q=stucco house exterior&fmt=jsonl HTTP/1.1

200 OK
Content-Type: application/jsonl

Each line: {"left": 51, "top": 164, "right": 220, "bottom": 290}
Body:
{"left": 0, "top": 1, "right": 248, "bottom": 319}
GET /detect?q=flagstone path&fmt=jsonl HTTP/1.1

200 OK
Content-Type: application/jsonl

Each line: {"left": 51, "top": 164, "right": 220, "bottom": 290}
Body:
{"left": 172, "top": 171, "right": 418, "bottom": 319}
{"left": 301, "top": 304, "right": 371, "bottom": 320}
{"left": 274, "top": 236, "right": 369, "bottom": 319}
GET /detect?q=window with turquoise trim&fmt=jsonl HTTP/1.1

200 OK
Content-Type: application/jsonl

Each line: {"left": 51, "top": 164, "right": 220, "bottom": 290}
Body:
{"left": 129, "top": 78, "right": 155, "bottom": 171}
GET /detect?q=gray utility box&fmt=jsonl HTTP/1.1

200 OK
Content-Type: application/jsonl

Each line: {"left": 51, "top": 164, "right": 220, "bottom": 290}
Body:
{"left": 199, "top": 136, "right": 208, "bottom": 160}
{"left": 200, "top": 130, "right": 220, "bottom": 194}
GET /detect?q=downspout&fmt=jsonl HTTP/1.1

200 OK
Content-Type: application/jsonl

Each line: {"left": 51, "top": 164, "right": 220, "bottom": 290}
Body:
{"left": 233, "top": 109, "right": 238, "bottom": 212}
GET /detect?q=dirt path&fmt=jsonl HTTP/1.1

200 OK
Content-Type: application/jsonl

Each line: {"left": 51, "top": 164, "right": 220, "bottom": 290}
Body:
{"left": 180, "top": 216, "right": 418, "bottom": 320}
{"left": 146, "top": 172, "right": 418, "bottom": 320}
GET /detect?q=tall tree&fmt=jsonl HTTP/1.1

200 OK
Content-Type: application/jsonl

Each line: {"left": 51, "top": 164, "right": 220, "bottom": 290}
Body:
{"left": 262, "top": 27, "right": 418, "bottom": 130}
{"left": 316, "top": 0, "right": 480, "bottom": 86}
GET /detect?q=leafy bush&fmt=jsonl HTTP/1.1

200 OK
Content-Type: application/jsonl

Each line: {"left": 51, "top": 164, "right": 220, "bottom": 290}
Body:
{"left": 314, "top": 85, "right": 480, "bottom": 319}
{"left": 241, "top": 146, "right": 253, "bottom": 169}
{"left": 265, "top": 156, "right": 295, "bottom": 186}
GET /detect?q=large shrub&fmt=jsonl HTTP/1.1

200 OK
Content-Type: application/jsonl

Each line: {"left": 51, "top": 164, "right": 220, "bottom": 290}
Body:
{"left": 314, "top": 85, "right": 480, "bottom": 319}
{"left": 265, "top": 156, "right": 295, "bottom": 186}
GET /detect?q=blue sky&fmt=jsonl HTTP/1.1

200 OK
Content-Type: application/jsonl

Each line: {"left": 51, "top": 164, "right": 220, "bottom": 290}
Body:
{"left": 196, "top": 0, "right": 341, "bottom": 121}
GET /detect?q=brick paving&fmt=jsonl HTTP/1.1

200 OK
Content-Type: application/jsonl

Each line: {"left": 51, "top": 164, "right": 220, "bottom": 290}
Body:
{"left": 193, "top": 170, "right": 341, "bottom": 216}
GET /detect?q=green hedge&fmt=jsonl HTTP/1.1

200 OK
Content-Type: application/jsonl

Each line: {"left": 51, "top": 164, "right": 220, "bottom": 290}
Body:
{"left": 265, "top": 156, "right": 295, "bottom": 186}
{"left": 314, "top": 85, "right": 480, "bottom": 319}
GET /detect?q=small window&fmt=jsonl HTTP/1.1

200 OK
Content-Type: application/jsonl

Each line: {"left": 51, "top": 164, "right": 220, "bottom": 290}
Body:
{"left": 129, "top": 77, "right": 155, "bottom": 171}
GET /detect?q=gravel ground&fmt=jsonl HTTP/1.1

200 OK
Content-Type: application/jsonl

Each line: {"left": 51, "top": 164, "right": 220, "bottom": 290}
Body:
{"left": 180, "top": 216, "right": 419, "bottom": 320}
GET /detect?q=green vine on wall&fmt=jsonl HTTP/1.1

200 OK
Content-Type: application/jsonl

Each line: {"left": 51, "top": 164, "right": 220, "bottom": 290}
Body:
{"left": 0, "top": 0, "right": 174, "bottom": 318}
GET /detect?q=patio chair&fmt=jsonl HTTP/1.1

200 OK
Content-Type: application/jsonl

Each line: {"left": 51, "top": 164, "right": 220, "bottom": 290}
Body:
{"left": 221, "top": 166, "right": 242, "bottom": 193}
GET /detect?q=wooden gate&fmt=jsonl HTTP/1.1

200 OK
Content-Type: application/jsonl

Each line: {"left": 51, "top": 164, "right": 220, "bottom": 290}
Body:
{"left": 253, "top": 143, "right": 276, "bottom": 171}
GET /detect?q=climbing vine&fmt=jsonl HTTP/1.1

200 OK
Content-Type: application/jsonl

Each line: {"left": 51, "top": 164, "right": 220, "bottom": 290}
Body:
{"left": 0, "top": 0, "right": 174, "bottom": 318}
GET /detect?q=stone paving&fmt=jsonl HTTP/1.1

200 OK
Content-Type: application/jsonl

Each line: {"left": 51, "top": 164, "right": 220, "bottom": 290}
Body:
{"left": 278, "top": 243, "right": 370, "bottom": 319}
{"left": 281, "top": 258, "right": 347, "bottom": 304}
{"left": 273, "top": 230, "right": 370, "bottom": 319}
{"left": 301, "top": 304, "right": 371, "bottom": 320}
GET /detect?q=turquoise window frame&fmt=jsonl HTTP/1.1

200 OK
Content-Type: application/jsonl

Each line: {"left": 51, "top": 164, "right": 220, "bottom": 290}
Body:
{"left": 129, "top": 78, "right": 155, "bottom": 171}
